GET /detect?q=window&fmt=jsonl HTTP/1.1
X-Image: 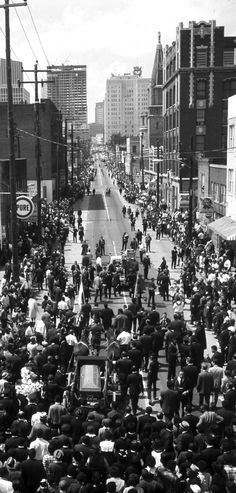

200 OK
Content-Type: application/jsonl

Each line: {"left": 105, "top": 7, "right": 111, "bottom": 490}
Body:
{"left": 229, "top": 124, "right": 235, "bottom": 148}
{"left": 195, "top": 135, "right": 205, "bottom": 151}
{"left": 200, "top": 173, "right": 205, "bottom": 193}
{"left": 223, "top": 49, "right": 235, "bottom": 66}
{"left": 219, "top": 184, "right": 226, "bottom": 203}
{"left": 196, "top": 80, "right": 207, "bottom": 99}
{"left": 228, "top": 169, "right": 234, "bottom": 194}
{"left": 196, "top": 109, "right": 205, "bottom": 124}
{"left": 196, "top": 47, "right": 207, "bottom": 67}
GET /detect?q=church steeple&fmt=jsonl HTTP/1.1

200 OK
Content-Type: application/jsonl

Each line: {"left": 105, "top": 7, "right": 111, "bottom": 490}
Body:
{"left": 151, "top": 31, "right": 163, "bottom": 102}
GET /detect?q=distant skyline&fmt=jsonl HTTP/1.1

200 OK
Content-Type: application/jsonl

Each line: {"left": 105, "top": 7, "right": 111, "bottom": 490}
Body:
{"left": 0, "top": 0, "right": 235, "bottom": 122}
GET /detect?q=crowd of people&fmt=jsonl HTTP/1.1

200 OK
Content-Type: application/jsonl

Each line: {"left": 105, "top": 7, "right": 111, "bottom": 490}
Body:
{"left": 0, "top": 160, "right": 235, "bottom": 493}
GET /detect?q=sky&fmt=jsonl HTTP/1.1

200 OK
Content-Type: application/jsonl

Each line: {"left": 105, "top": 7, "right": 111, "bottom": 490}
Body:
{"left": 0, "top": 0, "right": 235, "bottom": 122}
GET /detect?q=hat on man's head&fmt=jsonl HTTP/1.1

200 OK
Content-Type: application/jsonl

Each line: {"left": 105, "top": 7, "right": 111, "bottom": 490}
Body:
{"left": 180, "top": 420, "right": 190, "bottom": 431}
{"left": 53, "top": 449, "right": 64, "bottom": 460}
{"left": 5, "top": 457, "right": 16, "bottom": 470}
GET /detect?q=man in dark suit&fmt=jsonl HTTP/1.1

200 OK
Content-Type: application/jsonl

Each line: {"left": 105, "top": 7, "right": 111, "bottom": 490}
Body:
{"left": 126, "top": 366, "right": 144, "bottom": 415}
{"left": 137, "top": 406, "right": 156, "bottom": 437}
{"left": 116, "top": 352, "right": 132, "bottom": 400}
{"left": 196, "top": 363, "right": 214, "bottom": 407}
{"left": 182, "top": 358, "right": 199, "bottom": 405}
{"left": 151, "top": 412, "right": 166, "bottom": 435}
{"left": 200, "top": 434, "right": 221, "bottom": 473}
{"left": 21, "top": 448, "right": 46, "bottom": 493}
{"left": 160, "top": 380, "right": 179, "bottom": 423}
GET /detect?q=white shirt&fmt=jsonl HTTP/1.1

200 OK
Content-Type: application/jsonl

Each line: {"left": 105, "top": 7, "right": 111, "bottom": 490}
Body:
{"left": 117, "top": 331, "right": 131, "bottom": 345}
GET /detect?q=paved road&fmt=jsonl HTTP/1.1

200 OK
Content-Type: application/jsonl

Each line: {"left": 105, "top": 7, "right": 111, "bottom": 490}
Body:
{"left": 60, "top": 162, "right": 218, "bottom": 413}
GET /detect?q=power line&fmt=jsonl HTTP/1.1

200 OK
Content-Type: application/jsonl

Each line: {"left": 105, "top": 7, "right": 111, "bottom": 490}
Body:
{"left": 16, "top": 126, "right": 77, "bottom": 150}
{"left": 10, "top": 0, "right": 38, "bottom": 61}
{"left": 27, "top": 4, "right": 50, "bottom": 66}
{"left": 0, "top": 24, "right": 34, "bottom": 89}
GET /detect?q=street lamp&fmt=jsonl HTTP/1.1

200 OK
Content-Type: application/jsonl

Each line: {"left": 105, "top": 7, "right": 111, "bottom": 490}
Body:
{"left": 140, "top": 132, "right": 145, "bottom": 190}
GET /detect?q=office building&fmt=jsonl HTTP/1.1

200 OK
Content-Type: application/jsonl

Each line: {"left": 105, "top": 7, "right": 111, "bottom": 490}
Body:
{"left": 95, "top": 101, "right": 104, "bottom": 125}
{"left": 104, "top": 67, "right": 150, "bottom": 143}
{"left": 162, "top": 20, "right": 236, "bottom": 212}
{"left": 47, "top": 64, "right": 88, "bottom": 139}
{"left": 0, "top": 59, "right": 30, "bottom": 104}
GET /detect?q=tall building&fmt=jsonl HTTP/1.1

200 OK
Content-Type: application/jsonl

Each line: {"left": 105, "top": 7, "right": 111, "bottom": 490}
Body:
{"left": 46, "top": 64, "right": 88, "bottom": 139}
{"left": 104, "top": 67, "right": 151, "bottom": 143}
{"left": 162, "top": 20, "right": 236, "bottom": 212}
{"left": 0, "top": 59, "right": 30, "bottom": 104}
{"left": 95, "top": 101, "right": 104, "bottom": 125}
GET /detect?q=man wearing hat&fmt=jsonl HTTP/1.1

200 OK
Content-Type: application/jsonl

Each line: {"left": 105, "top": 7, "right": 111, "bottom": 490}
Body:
{"left": 174, "top": 420, "right": 193, "bottom": 452}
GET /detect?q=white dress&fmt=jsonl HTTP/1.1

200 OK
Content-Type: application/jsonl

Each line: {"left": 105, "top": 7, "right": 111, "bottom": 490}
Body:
{"left": 28, "top": 297, "right": 39, "bottom": 320}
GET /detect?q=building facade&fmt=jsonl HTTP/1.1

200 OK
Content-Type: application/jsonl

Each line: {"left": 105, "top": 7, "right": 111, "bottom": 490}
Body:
{"left": 95, "top": 101, "right": 104, "bottom": 125}
{"left": 0, "top": 100, "right": 64, "bottom": 203}
{"left": 47, "top": 64, "right": 88, "bottom": 140}
{"left": 227, "top": 94, "right": 236, "bottom": 219}
{"left": 104, "top": 67, "right": 150, "bottom": 143}
{"left": 162, "top": 20, "right": 236, "bottom": 212}
{"left": 0, "top": 59, "right": 30, "bottom": 104}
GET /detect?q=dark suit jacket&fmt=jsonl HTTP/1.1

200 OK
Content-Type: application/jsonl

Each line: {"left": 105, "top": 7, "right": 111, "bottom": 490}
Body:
{"left": 183, "top": 364, "right": 199, "bottom": 389}
{"left": 197, "top": 371, "right": 214, "bottom": 395}
{"left": 160, "top": 389, "right": 179, "bottom": 415}
{"left": 137, "top": 414, "right": 156, "bottom": 435}
{"left": 21, "top": 458, "right": 46, "bottom": 492}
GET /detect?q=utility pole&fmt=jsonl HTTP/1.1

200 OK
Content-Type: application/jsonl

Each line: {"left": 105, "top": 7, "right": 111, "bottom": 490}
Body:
{"left": 71, "top": 124, "right": 74, "bottom": 186}
{"left": 22, "top": 62, "right": 54, "bottom": 242}
{"left": 156, "top": 140, "right": 160, "bottom": 209}
{"left": 140, "top": 132, "right": 144, "bottom": 190}
{"left": 188, "top": 136, "right": 194, "bottom": 242}
{"left": 0, "top": 0, "right": 27, "bottom": 280}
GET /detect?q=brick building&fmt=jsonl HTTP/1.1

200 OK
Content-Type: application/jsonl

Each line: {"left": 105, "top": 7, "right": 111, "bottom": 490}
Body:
{"left": 0, "top": 99, "right": 64, "bottom": 202}
{"left": 162, "top": 20, "right": 236, "bottom": 212}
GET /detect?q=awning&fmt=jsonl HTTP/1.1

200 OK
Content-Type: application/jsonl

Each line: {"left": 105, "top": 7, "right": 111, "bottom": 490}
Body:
{"left": 207, "top": 216, "right": 236, "bottom": 241}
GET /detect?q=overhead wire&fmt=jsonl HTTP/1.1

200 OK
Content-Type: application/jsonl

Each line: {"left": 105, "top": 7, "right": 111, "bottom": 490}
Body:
{"left": 27, "top": 3, "right": 51, "bottom": 67}
{"left": 0, "top": 24, "right": 34, "bottom": 89}
{"left": 10, "top": 0, "right": 38, "bottom": 62}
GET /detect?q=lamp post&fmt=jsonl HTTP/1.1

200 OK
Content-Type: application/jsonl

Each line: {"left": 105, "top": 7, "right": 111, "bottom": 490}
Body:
{"left": 188, "top": 136, "right": 194, "bottom": 242}
{"left": 156, "top": 141, "right": 160, "bottom": 209}
{"left": 140, "top": 132, "right": 145, "bottom": 190}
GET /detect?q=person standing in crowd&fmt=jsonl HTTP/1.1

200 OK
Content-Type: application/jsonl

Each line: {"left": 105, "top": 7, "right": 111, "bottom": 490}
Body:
{"left": 126, "top": 366, "right": 144, "bottom": 415}
{"left": 197, "top": 363, "right": 214, "bottom": 408}
{"left": 147, "top": 354, "right": 159, "bottom": 404}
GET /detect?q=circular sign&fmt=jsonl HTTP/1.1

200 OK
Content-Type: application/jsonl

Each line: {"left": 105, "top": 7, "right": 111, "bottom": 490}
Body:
{"left": 16, "top": 196, "right": 34, "bottom": 219}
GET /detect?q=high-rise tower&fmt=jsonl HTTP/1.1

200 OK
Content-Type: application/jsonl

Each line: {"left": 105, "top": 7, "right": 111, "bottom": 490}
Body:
{"left": 0, "top": 59, "right": 30, "bottom": 104}
{"left": 47, "top": 64, "right": 88, "bottom": 139}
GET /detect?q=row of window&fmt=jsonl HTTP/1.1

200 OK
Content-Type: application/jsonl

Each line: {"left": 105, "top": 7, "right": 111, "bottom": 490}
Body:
{"left": 229, "top": 124, "right": 235, "bottom": 148}
{"left": 210, "top": 181, "right": 226, "bottom": 203}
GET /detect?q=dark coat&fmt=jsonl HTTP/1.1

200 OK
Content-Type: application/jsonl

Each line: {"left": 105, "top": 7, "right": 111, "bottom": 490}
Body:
{"left": 182, "top": 364, "right": 199, "bottom": 389}
{"left": 197, "top": 370, "right": 214, "bottom": 395}
{"left": 21, "top": 458, "right": 46, "bottom": 493}
{"left": 160, "top": 388, "right": 179, "bottom": 415}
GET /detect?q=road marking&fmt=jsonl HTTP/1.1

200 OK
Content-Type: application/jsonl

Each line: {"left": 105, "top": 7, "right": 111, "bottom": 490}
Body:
{"left": 113, "top": 240, "right": 117, "bottom": 256}
{"left": 103, "top": 192, "right": 110, "bottom": 221}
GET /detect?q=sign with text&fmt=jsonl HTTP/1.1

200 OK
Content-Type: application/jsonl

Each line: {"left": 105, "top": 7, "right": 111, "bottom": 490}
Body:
{"left": 16, "top": 196, "right": 34, "bottom": 219}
